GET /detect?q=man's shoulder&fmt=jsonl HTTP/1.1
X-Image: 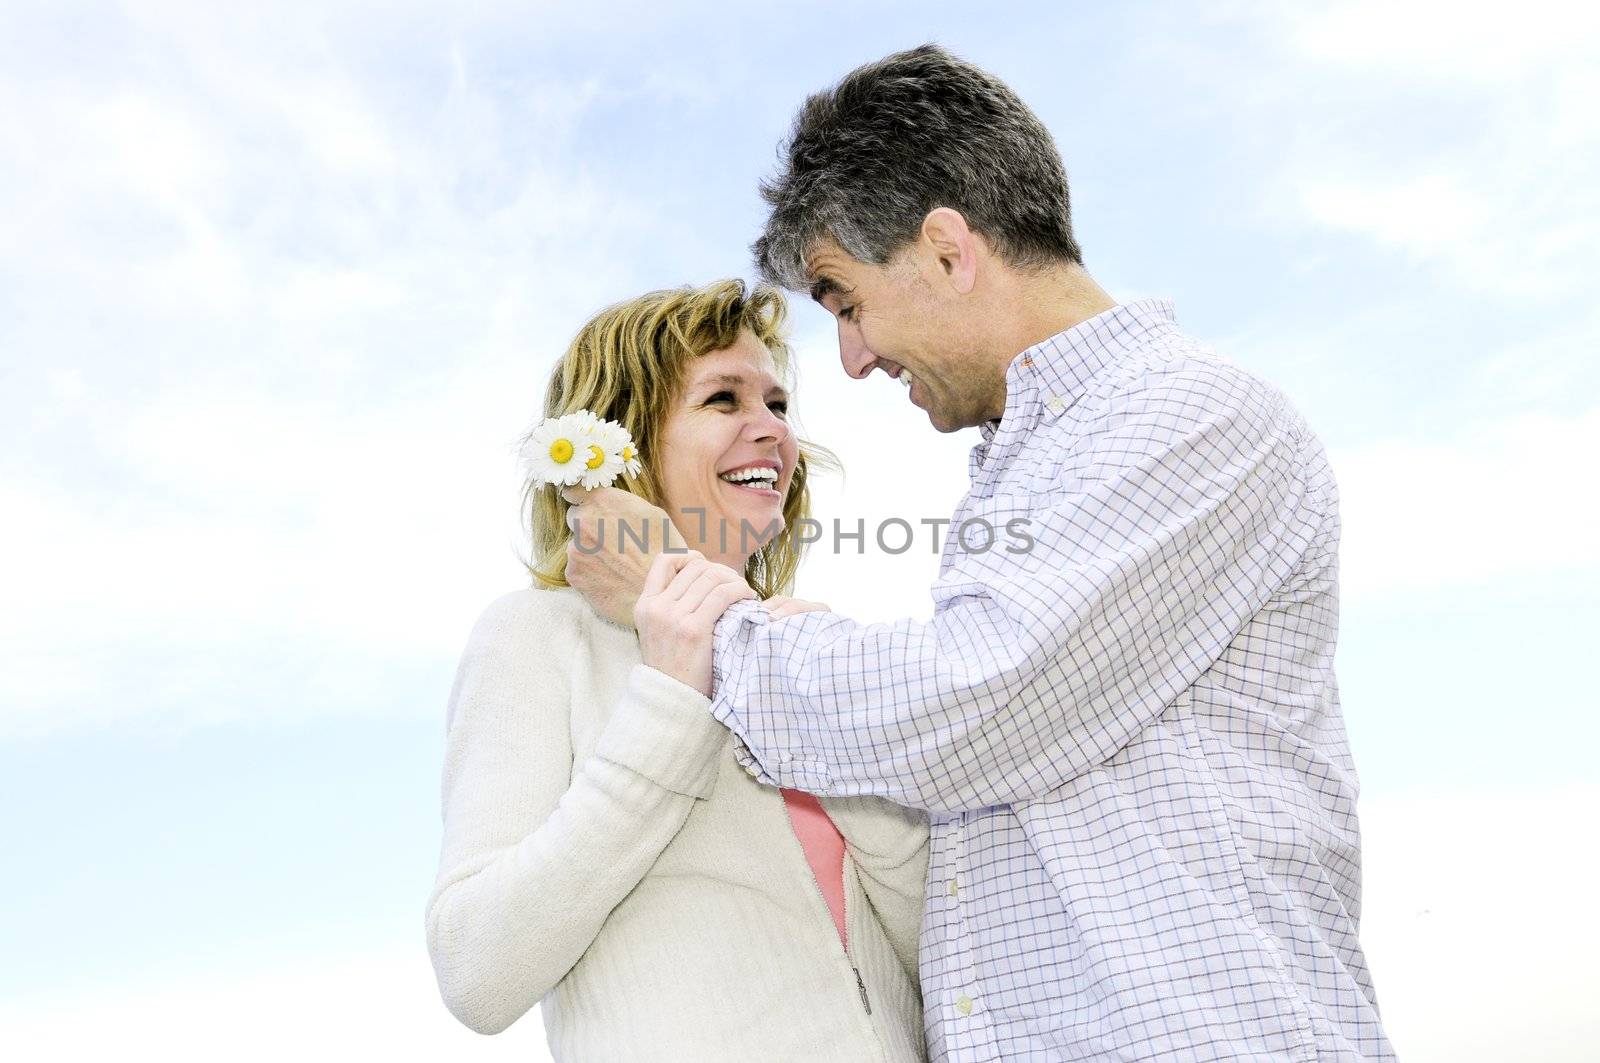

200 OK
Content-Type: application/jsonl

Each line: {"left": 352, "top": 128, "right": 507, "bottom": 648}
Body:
{"left": 1093, "top": 328, "right": 1317, "bottom": 444}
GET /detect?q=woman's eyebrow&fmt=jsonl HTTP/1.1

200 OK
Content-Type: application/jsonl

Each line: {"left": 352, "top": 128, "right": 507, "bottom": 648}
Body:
{"left": 696, "top": 372, "right": 787, "bottom": 396}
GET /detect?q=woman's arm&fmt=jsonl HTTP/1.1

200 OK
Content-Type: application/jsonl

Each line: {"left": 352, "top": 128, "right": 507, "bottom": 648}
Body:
{"left": 424, "top": 589, "right": 726, "bottom": 1035}
{"left": 822, "top": 795, "right": 930, "bottom": 986}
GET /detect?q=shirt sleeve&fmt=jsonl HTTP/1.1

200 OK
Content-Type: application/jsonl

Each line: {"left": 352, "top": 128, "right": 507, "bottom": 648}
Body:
{"left": 709, "top": 369, "right": 1321, "bottom": 814}
{"left": 425, "top": 590, "right": 727, "bottom": 1035}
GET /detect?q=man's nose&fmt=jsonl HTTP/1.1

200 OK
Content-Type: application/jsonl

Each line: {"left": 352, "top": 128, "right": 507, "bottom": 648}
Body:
{"left": 838, "top": 320, "right": 878, "bottom": 380}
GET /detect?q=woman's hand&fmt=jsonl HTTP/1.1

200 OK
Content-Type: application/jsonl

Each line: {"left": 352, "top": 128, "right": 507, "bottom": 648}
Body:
{"left": 764, "top": 595, "right": 832, "bottom": 620}
{"left": 635, "top": 550, "right": 757, "bottom": 697}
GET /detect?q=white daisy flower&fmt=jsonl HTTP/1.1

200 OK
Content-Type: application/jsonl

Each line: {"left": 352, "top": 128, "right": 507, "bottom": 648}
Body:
{"left": 518, "top": 409, "right": 642, "bottom": 489}
{"left": 575, "top": 416, "right": 625, "bottom": 489}
{"left": 589, "top": 418, "right": 638, "bottom": 477}
{"left": 592, "top": 417, "right": 629, "bottom": 455}
{"left": 519, "top": 412, "right": 589, "bottom": 487}
{"left": 618, "top": 438, "right": 642, "bottom": 479}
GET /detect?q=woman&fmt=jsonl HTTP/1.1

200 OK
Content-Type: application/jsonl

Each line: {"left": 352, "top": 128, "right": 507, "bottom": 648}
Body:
{"left": 424, "top": 279, "right": 929, "bottom": 1061}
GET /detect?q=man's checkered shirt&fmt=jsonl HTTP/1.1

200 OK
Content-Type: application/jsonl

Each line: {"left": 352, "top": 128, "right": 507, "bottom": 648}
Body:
{"left": 709, "top": 299, "right": 1394, "bottom": 1061}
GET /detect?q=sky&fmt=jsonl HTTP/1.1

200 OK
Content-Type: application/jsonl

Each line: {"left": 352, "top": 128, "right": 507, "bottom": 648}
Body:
{"left": 1, "top": 1, "right": 1596, "bottom": 1060}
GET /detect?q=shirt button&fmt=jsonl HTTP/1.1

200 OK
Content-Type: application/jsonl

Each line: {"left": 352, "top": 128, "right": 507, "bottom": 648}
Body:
{"left": 1045, "top": 394, "right": 1066, "bottom": 414}
{"left": 744, "top": 763, "right": 761, "bottom": 778}
{"left": 956, "top": 995, "right": 974, "bottom": 1016}
{"left": 948, "top": 879, "right": 959, "bottom": 897}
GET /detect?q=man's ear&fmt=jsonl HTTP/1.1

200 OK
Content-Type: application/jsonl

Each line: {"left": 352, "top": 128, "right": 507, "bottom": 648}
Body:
{"left": 919, "top": 207, "right": 980, "bottom": 296}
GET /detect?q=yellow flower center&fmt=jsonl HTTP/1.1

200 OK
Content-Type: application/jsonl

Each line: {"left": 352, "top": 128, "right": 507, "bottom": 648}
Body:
{"left": 585, "top": 444, "right": 607, "bottom": 470}
{"left": 549, "top": 438, "right": 574, "bottom": 464}
{"left": 622, "top": 445, "right": 635, "bottom": 461}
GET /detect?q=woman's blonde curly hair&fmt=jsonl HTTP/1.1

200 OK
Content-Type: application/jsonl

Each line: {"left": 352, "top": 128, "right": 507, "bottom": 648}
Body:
{"left": 519, "top": 278, "right": 837, "bottom": 600}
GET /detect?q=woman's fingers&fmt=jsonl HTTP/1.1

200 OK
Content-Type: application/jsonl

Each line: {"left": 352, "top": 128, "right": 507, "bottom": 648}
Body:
{"left": 634, "top": 556, "right": 754, "bottom": 697}
{"left": 671, "top": 562, "right": 744, "bottom": 614}
{"left": 765, "top": 596, "right": 831, "bottom": 619}
{"left": 642, "top": 549, "right": 700, "bottom": 598}
{"left": 692, "top": 579, "right": 758, "bottom": 625}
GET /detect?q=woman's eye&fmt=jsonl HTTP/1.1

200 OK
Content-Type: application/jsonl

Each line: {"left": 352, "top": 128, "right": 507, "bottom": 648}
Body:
{"left": 706, "top": 391, "right": 736, "bottom": 405}
{"left": 768, "top": 400, "right": 789, "bottom": 415}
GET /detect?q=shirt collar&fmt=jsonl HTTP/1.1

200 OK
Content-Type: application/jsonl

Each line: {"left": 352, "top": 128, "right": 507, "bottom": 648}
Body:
{"left": 978, "top": 297, "right": 1179, "bottom": 445}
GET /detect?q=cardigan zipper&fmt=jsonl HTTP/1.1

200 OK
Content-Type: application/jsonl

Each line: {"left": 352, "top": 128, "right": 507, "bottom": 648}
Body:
{"left": 833, "top": 863, "right": 870, "bottom": 1016}
{"left": 800, "top": 840, "right": 871, "bottom": 1015}
{"left": 784, "top": 794, "right": 871, "bottom": 1016}
{"left": 852, "top": 964, "right": 872, "bottom": 1015}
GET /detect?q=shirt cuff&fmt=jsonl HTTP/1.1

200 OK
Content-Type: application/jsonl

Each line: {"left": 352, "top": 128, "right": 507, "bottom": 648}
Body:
{"left": 592, "top": 663, "right": 727, "bottom": 798}
{"left": 709, "top": 599, "right": 782, "bottom": 787}
{"left": 710, "top": 600, "right": 838, "bottom": 792}
{"left": 710, "top": 597, "right": 766, "bottom": 698}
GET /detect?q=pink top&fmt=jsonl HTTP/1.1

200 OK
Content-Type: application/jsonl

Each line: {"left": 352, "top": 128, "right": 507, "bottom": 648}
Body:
{"left": 779, "top": 788, "right": 848, "bottom": 947}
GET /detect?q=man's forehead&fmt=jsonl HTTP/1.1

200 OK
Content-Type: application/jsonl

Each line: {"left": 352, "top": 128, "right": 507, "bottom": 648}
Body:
{"left": 804, "top": 241, "right": 855, "bottom": 292}
{"left": 806, "top": 266, "right": 852, "bottom": 306}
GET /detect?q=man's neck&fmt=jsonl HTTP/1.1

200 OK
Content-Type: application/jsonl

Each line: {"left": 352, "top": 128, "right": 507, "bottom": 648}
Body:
{"left": 1003, "top": 262, "right": 1117, "bottom": 357}
{"left": 978, "top": 262, "right": 1116, "bottom": 421}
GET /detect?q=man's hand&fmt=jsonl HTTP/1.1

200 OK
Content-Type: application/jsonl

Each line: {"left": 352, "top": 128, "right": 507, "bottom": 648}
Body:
{"left": 562, "top": 486, "right": 687, "bottom": 628}
{"left": 635, "top": 550, "right": 756, "bottom": 696}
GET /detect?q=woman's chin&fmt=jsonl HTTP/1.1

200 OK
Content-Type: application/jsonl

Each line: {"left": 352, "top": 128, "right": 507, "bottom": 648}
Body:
{"left": 720, "top": 500, "right": 786, "bottom": 551}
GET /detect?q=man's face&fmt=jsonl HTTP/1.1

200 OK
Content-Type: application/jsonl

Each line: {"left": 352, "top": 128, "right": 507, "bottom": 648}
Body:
{"left": 806, "top": 239, "right": 1000, "bottom": 432}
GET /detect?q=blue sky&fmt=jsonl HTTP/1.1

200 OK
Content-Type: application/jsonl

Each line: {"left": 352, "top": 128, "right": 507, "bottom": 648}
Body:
{"left": 2, "top": 2, "right": 1596, "bottom": 1060}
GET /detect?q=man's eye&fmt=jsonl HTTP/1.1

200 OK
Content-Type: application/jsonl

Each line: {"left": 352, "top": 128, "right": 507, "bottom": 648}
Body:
{"left": 838, "top": 305, "right": 856, "bottom": 322}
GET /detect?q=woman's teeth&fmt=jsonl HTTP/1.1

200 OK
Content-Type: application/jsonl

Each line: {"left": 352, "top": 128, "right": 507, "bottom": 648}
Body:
{"left": 719, "top": 467, "right": 779, "bottom": 491}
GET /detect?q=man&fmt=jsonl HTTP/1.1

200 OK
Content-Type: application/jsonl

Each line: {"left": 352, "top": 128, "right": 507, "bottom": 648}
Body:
{"left": 565, "top": 44, "right": 1394, "bottom": 1062}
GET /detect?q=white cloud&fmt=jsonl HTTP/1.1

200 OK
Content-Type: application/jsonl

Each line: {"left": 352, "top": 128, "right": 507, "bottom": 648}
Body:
{"left": 1283, "top": 0, "right": 1600, "bottom": 82}
{"left": 1359, "top": 783, "right": 1600, "bottom": 1061}
{"left": 0, "top": 943, "right": 556, "bottom": 1063}
{"left": 0, "top": 7, "right": 667, "bottom": 739}
{"left": 1331, "top": 404, "right": 1600, "bottom": 600}
{"left": 1262, "top": 0, "right": 1600, "bottom": 300}
{"left": 1297, "top": 173, "right": 1487, "bottom": 267}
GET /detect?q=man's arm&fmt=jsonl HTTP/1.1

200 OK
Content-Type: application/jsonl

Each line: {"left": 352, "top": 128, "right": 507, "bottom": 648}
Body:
{"left": 710, "top": 370, "right": 1323, "bottom": 813}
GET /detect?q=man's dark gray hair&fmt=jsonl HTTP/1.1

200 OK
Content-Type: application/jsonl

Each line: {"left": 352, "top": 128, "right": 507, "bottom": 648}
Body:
{"left": 753, "top": 43, "right": 1084, "bottom": 293}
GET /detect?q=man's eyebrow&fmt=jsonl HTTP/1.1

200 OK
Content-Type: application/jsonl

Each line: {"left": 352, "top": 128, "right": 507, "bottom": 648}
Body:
{"left": 809, "top": 274, "right": 846, "bottom": 304}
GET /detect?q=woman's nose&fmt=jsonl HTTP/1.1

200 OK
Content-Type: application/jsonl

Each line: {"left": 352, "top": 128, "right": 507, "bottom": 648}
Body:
{"left": 748, "top": 402, "right": 790, "bottom": 442}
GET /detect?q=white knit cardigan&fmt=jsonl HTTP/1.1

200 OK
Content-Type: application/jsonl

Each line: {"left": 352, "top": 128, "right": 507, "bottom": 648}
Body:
{"left": 425, "top": 586, "right": 930, "bottom": 1062}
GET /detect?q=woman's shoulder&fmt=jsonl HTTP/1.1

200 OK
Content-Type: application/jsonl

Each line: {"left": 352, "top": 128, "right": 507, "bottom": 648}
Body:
{"left": 464, "top": 584, "right": 592, "bottom": 653}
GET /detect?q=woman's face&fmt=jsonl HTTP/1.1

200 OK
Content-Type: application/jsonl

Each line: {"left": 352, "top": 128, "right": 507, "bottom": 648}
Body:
{"left": 656, "top": 330, "right": 799, "bottom": 567}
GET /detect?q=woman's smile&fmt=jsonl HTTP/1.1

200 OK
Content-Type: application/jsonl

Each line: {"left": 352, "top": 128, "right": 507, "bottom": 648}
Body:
{"left": 657, "top": 331, "right": 799, "bottom": 569}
